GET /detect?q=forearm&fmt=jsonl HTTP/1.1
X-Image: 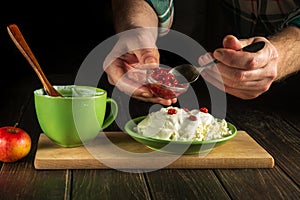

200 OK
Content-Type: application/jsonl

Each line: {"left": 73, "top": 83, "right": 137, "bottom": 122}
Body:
{"left": 112, "top": 0, "right": 158, "bottom": 33}
{"left": 269, "top": 26, "right": 300, "bottom": 80}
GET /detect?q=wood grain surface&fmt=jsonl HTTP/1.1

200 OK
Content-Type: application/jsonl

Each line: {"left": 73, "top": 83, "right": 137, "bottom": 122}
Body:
{"left": 34, "top": 131, "right": 274, "bottom": 169}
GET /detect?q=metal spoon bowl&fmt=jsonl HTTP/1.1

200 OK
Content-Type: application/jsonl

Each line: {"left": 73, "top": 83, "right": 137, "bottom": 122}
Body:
{"left": 169, "top": 41, "right": 266, "bottom": 84}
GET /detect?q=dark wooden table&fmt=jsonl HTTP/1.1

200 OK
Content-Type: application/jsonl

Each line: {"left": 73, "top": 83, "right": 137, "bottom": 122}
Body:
{"left": 0, "top": 66, "right": 299, "bottom": 200}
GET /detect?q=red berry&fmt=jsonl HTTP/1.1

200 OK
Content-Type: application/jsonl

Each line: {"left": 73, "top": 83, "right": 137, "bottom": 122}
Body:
{"left": 189, "top": 115, "right": 197, "bottom": 121}
{"left": 167, "top": 108, "right": 177, "bottom": 115}
{"left": 200, "top": 107, "right": 208, "bottom": 113}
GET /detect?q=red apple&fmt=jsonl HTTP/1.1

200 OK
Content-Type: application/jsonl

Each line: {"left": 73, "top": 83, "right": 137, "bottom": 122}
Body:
{"left": 0, "top": 126, "right": 31, "bottom": 162}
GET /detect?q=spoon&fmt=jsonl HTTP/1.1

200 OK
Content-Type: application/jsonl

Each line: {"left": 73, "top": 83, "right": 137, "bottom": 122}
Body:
{"left": 7, "top": 24, "right": 62, "bottom": 97}
{"left": 169, "top": 41, "right": 266, "bottom": 84}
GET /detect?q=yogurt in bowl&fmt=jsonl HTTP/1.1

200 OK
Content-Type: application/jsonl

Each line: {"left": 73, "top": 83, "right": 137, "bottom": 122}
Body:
{"left": 136, "top": 106, "right": 233, "bottom": 141}
{"left": 125, "top": 106, "right": 237, "bottom": 154}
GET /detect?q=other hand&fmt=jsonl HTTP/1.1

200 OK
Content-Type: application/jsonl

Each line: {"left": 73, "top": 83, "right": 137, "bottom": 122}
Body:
{"left": 104, "top": 28, "right": 177, "bottom": 105}
{"left": 199, "top": 35, "right": 279, "bottom": 99}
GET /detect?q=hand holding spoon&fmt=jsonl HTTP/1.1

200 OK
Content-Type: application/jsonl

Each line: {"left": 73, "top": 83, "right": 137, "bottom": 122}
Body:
{"left": 7, "top": 24, "right": 62, "bottom": 97}
{"left": 169, "top": 41, "right": 266, "bottom": 84}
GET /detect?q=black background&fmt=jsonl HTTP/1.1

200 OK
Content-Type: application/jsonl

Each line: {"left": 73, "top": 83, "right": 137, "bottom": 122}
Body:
{"left": 0, "top": 0, "right": 299, "bottom": 107}
{"left": 0, "top": 1, "right": 114, "bottom": 83}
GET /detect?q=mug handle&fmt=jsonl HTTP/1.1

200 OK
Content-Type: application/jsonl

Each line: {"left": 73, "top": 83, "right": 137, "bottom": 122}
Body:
{"left": 101, "top": 98, "right": 118, "bottom": 130}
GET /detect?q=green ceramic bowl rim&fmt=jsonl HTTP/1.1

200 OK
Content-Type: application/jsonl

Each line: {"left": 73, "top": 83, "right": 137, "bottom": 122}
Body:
{"left": 125, "top": 116, "right": 237, "bottom": 145}
{"left": 34, "top": 85, "right": 107, "bottom": 99}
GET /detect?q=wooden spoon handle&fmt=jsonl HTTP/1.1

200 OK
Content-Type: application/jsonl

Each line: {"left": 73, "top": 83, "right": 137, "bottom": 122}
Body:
{"left": 7, "top": 24, "right": 61, "bottom": 97}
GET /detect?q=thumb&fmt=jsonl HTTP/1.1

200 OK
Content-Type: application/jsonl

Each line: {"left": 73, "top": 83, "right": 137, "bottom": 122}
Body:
{"left": 134, "top": 48, "right": 160, "bottom": 66}
{"left": 222, "top": 35, "right": 243, "bottom": 50}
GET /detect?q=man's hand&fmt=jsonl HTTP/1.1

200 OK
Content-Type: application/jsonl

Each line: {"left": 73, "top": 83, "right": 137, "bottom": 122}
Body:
{"left": 200, "top": 35, "right": 279, "bottom": 99}
{"left": 104, "top": 28, "right": 177, "bottom": 105}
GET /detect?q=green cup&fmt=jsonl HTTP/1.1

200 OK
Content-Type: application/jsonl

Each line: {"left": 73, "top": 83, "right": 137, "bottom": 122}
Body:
{"left": 34, "top": 85, "right": 118, "bottom": 147}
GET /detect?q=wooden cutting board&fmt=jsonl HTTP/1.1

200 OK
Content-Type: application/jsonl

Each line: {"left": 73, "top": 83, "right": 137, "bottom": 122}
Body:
{"left": 34, "top": 131, "right": 274, "bottom": 169}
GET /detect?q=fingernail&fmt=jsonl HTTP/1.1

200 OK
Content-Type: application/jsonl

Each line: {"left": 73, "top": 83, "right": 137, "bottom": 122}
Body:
{"left": 141, "top": 92, "right": 152, "bottom": 97}
{"left": 214, "top": 50, "right": 223, "bottom": 59}
{"left": 198, "top": 55, "right": 204, "bottom": 62}
{"left": 144, "top": 57, "right": 157, "bottom": 64}
{"left": 171, "top": 98, "right": 177, "bottom": 104}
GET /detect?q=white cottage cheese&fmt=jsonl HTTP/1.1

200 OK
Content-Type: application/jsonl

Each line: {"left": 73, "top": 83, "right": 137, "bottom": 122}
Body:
{"left": 137, "top": 106, "right": 232, "bottom": 141}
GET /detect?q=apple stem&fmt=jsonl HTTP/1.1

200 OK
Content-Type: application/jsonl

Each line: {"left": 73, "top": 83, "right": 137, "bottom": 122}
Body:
{"left": 14, "top": 122, "right": 19, "bottom": 128}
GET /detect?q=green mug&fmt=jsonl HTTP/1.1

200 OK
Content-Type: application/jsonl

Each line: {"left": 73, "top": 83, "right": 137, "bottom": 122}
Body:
{"left": 34, "top": 85, "right": 118, "bottom": 147}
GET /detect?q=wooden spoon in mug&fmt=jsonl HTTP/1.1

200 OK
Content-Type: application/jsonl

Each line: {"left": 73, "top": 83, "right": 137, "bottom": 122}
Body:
{"left": 7, "top": 24, "right": 62, "bottom": 97}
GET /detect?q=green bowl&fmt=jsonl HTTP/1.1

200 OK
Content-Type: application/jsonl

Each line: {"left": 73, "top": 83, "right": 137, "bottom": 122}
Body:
{"left": 124, "top": 116, "right": 237, "bottom": 154}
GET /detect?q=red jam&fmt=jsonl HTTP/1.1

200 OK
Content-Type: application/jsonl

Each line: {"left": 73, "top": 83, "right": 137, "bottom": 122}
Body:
{"left": 147, "top": 68, "right": 188, "bottom": 99}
